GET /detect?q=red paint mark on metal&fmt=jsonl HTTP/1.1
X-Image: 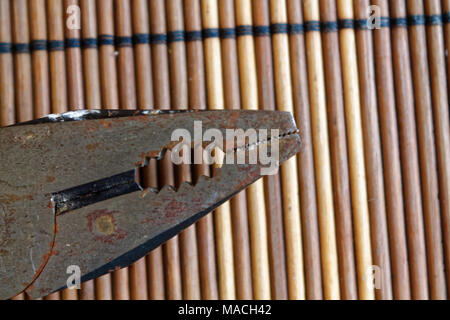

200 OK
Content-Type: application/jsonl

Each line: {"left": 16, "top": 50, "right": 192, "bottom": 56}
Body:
{"left": 164, "top": 200, "right": 186, "bottom": 218}
{"left": 141, "top": 217, "right": 152, "bottom": 224}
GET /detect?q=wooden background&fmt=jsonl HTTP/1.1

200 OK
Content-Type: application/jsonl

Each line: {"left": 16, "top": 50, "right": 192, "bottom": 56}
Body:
{"left": 0, "top": 0, "right": 449, "bottom": 300}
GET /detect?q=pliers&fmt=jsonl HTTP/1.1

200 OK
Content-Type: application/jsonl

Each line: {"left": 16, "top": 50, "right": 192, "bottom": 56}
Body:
{"left": 0, "top": 109, "right": 301, "bottom": 299}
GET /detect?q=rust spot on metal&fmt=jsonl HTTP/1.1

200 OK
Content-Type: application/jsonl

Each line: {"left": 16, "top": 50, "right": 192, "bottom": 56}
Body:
{"left": 0, "top": 194, "right": 21, "bottom": 204}
{"left": 0, "top": 194, "right": 32, "bottom": 205}
{"left": 85, "top": 143, "right": 99, "bottom": 151}
{"left": 15, "top": 131, "right": 35, "bottom": 148}
{"left": 95, "top": 215, "right": 114, "bottom": 235}
{"left": 228, "top": 111, "right": 240, "bottom": 127}
{"left": 53, "top": 223, "right": 59, "bottom": 234}
{"left": 164, "top": 200, "right": 186, "bottom": 218}
{"left": 83, "top": 121, "right": 99, "bottom": 133}
{"left": 46, "top": 176, "right": 55, "bottom": 183}
{"left": 132, "top": 115, "right": 151, "bottom": 124}
{"left": 99, "top": 120, "right": 112, "bottom": 128}
{"left": 87, "top": 209, "right": 128, "bottom": 244}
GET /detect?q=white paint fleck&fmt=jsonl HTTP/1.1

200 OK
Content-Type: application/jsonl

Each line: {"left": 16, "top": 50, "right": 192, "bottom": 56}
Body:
{"left": 30, "top": 249, "right": 36, "bottom": 273}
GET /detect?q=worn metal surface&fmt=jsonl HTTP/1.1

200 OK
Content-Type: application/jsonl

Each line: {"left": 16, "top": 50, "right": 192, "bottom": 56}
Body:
{"left": 0, "top": 110, "right": 300, "bottom": 299}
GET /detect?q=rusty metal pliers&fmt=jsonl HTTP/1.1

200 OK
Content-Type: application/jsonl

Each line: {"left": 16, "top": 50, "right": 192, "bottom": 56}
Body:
{"left": 0, "top": 109, "right": 301, "bottom": 299}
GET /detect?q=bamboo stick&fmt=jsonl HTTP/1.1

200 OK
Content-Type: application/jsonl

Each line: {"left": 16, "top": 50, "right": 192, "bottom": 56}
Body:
{"left": 372, "top": 0, "right": 410, "bottom": 300}
{"left": 11, "top": 0, "right": 33, "bottom": 123}
{"left": 445, "top": 1, "right": 450, "bottom": 83}
{"left": 235, "top": 0, "right": 271, "bottom": 300}
{"left": 252, "top": 0, "right": 288, "bottom": 300}
{"left": 424, "top": 0, "right": 450, "bottom": 298}
{"left": 286, "top": 0, "right": 323, "bottom": 300}
{"left": 97, "top": 0, "right": 126, "bottom": 300}
{"left": 131, "top": 0, "right": 161, "bottom": 301}
{"left": 184, "top": 0, "right": 219, "bottom": 300}
{"left": 81, "top": 0, "right": 101, "bottom": 109}
{"left": 167, "top": 0, "right": 201, "bottom": 300}
{"left": 319, "top": 0, "right": 357, "bottom": 300}
{"left": 201, "top": 0, "right": 236, "bottom": 300}
{"left": 149, "top": 0, "right": 171, "bottom": 109}
{"left": 354, "top": 0, "right": 392, "bottom": 300}
{"left": 90, "top": 197, "right": 113, "bottom": 290}
{"left": 269, "top": 0, "right": 305, "bottom": 300}
{"left": 64, "top": 0, "right": 84, "bottom": 110}
{"left": 128, "top": 257, "right": 148, "bottom": 300}
{"left": 10, "top": 293, "right": 25, "bottom": 300}
{"left": 390, "top": 0, "right": 428, "bottom": 300}
{"left": 116, "top": 0, "right": 136, "bottom": 110}
{"left": 218, "top": 0, "right": 253, "bottom": 300}
{"left": 47, "top": 0, "right": 68, "bottom": 116}
{"left": 146, "top": 247, "right": 165, "bottom": 299}
{"left": 406, "top": 0, "right": 447, "bottom": 300}
{"left": 0, "top": 0, "right": 15, "bottom": 126}
{"left": 167, "top": 0, "right": 189, "bottom": 109}
{"left": 43, "top": 292, "right": 61, "bottom": 300}
{"left": 336, "top": 0, "right": 374, "bottom": 300}
{"left": 201, "top": 0, "right": 225, "bottom": 109}
{"left": 149, "top": 0, "right": 183, "bottom": 300}
{"left": 29, "top": 0, "right": 50, "bottom": 118}
{"left": 302, "top": 0, "right": 340, "bottom": 300}
{"left": 131, "top": 0, "right": 154, "bottom": 110}
{"left": 78, "top": 277, "right": 95, "bottom": 299}
{"left": 98, "top": 0, "right": 119, "bottom": 109}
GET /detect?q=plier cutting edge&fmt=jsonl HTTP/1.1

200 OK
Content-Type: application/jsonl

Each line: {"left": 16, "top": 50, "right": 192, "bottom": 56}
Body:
{"left": 0, "top": 109, "right": 301, "bottom": 299}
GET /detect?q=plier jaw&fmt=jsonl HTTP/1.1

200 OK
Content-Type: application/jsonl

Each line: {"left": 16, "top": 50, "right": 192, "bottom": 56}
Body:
{"left": 0, "top": 110, "right": 300, "bottom": 299}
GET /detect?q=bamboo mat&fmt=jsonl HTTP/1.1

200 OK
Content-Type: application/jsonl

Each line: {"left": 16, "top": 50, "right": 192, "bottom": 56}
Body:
{"left": 0, "top": 0, "right": 449, "bottom": 300}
